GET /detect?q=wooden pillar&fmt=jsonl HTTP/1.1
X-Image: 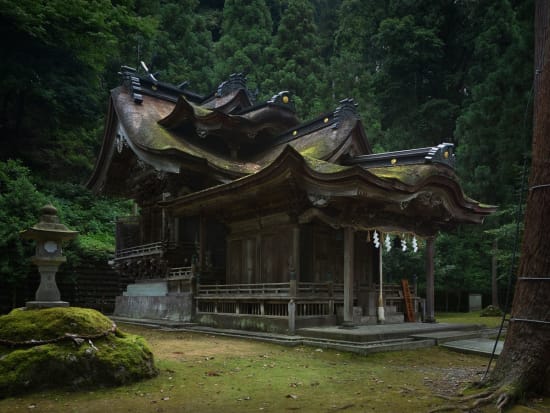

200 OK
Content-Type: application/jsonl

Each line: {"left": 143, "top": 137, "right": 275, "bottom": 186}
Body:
{"left": 292, "top": 226, "right": 300, "bottom": 282}
{"left": 289, "top": 226, "right": 300, "bottom": 297}
{"left": 288, "top": 299, "right": 296, "bottom": 334}
{"left": 342, "top": 227, "right": 356, "bottom": 328}
{"left": 425, "top": 236, "right": 436, "bottom": 323}
{"left": 377, "top": 241, "right": 385, "bottom": 323}
{"left": 199, "top": 214, "right": 206, "bottom": 272}
{"left": 161, "top": 192, "right": 170, "bottom": 241}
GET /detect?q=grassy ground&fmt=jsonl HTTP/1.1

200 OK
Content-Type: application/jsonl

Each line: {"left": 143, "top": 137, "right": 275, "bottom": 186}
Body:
{"left": 436, "top": 311, "right": 505, "bottom": 329}
{"left": 0, "top": 317, "right": 547, "bottom": 413}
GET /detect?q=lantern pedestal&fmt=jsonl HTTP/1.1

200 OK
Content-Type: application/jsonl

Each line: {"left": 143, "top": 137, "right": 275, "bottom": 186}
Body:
{"left": 26, "top": 301, "right": 69, "bottom": 309}
{"left": 26, "top": 260, "right": 69, "bottom": 308}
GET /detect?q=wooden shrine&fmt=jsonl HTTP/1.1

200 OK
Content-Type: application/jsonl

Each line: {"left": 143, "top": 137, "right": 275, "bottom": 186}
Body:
{"left": 88, "top": 66, "right": 495, "bottom": 332}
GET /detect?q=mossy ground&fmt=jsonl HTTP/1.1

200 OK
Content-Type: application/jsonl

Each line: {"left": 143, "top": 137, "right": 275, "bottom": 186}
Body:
{"left": 0, "top": 307, "right": 158, "bottom": 398}
{"left": 0, "top": 318, "right": 548, "bottom": 412}
{"left": 436, "top": 310, "right": 505, "bottom": 329}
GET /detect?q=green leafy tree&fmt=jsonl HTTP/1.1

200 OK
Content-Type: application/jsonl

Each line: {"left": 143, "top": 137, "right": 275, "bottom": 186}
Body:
{"left": 44, "top": 183, "right": 133, "bottom": 264}
{"left": 330, "top": 0, "right": 385, "bottom": 147}
{"left": 435, "top": 228, "right": 493, "bottom": 310}
{"left": 455, "top": 0, "right": 533, "bottom": 205}
{"left": 371, "top": 6, "right": 460, "bottom": 150}
{"left": 0, "top": 160, "right": 47, "bottom": 306}
{"left": 263, "top": 0, "right": 327, "bottom": 117}
{"left": 0, "top": 0, "right": 155, "bottom": 181}
{"left": 213, "top": 0, "right": 273, "bottom": 92}
{"left": 132, "top": 0, "right": 215, "bottom": 93}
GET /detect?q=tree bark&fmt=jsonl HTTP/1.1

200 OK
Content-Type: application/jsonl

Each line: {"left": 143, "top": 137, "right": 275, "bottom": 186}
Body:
{"left": 491, "top": 239, "right": 499, "bottom": 308}
{"left": 490, "top": 0, "right": 550, "bottom": 397}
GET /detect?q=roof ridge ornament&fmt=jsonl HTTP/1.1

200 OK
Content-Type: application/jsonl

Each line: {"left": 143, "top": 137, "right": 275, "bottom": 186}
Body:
{"left": 140, "top": 61, "right": 158, "bottom": 83}
{"left": 119, "top": 65, "right": 143, "bottom": 105}
{"left": 216, "top": 73, "right": 249, "bottom": 97}
{"left": 332, "top": 98, "right": 359, "bottom": 129}
{"left": 425, "top": 143, "right": 456, "bottom": 168}
{"left": 268, "top": 91, "right": 295, "bottom": 111}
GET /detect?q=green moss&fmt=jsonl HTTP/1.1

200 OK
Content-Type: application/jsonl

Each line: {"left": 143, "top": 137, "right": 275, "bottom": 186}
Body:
{"left": 298, "top": 139, "right": 332, "bottom": 159}
{"left": 187, "top": 99, "right": 213, "bottom": 117}
{"left": 0, "top": 307, "right": 158, "bottom": 398}
{"left": 0, "top": 307, "right": 114, "bottom": 342}
{"left": 480, "top": 305, "right": 503, "bottom": 317}
{"left": 302, "top": 155, "right": 350, "bottom": 173}
{"left": 141, "top": 123, "right": 259, "bottom": 174}
{"left": 367, "top": 165, "right": 435, "bottom": 185}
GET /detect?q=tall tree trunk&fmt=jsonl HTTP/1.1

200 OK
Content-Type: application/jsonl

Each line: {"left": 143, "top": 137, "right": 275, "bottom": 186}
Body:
{"left": 491, "top": 239, "right": 499, "bottom": 308}
{"left": 489, "top": 0, "right": 550, "bottom": 400}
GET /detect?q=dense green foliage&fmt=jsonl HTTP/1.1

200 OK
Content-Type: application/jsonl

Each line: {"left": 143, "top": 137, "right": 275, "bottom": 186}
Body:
{"left": 0, "top": 0, "right": 533, "bottom": 308}
{"left": 0, "top": 161, "right": 47, "bottom": 292}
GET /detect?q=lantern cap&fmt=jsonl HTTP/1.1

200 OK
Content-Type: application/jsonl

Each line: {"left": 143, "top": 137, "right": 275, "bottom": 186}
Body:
{"left": 20, "top": 204, "right": 79, "bottom": 241}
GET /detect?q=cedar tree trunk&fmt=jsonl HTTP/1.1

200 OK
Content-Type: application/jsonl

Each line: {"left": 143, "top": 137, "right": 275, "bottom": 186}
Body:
{"left": 489, "top": 0, "right": 550, "bottom": 397}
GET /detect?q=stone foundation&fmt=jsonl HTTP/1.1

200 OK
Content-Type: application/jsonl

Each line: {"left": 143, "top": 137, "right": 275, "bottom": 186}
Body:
{"left": 114, "top": 293, "right": 192, "bottom": 322}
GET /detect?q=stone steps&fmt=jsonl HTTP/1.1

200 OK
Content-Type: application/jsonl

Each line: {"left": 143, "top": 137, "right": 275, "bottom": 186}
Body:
{"left": 441, "top": 338, "right": 504, "bottom": 357}
{"left": 410, "top": 327, "right": 502, "bottom": 344}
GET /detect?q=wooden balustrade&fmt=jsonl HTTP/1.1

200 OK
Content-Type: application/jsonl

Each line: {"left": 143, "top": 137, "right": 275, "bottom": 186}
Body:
{"left": 198, "top": 282, "right": 291, "bottom": 297}
{"left": 194, "top": 281, "right": 421, "bottom": 329}
{"left": 115, "top": 241, "right": 171, "bottom": 260}
{"left": 196, "top": 298, "right": 335, "bottom": 318}
{"left": 167, "top": 266, "right": 193, "bottom": 279}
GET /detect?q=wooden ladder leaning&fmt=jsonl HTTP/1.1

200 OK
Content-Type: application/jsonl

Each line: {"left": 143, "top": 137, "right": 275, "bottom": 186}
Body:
{"left": 401, "top": 279, "right": 416, "bottom": 322}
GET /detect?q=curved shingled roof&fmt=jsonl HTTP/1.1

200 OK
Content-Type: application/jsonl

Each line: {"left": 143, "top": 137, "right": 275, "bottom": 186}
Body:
{"left": 88, "top": 71, "right": 371, "bottom": 191}
{"left": 88, "top": 66, "right": 495, "bottom": 234}
{"left": 160, "top": 145, "right": 495, "bottom": 235}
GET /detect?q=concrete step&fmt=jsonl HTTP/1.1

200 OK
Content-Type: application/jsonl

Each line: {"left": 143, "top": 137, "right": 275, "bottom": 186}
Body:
{"left": 110, "top": 315, "right": 197, "bottom": 329}
{"left": 301, "top": 337, "right": 436, "bottom": 355}
{"left": 410, "top": 327, "right": 504, "bottom": 344}
{"left": 178, "top": 325, "right": 304, "bottom": 347}
{"left": 176, "top": 326, "right": 436, "bottom": 355}
{"left": 296, "top": 322, "right": 484, "bottom": 343}
{"left": 441, "top": 338, "right": 503, "bottom": 357}
{"left": 410, "top": 330, "right": 485, "bottom": 344}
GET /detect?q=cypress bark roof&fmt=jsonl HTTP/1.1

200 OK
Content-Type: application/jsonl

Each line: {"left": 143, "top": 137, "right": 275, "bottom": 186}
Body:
{"left": 87, "top": 66, "right": 496, "bottom": 233}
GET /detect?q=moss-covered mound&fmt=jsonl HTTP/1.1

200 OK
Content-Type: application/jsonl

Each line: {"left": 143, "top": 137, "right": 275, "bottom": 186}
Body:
{"left": 480, "top": 305, "right": 503, "bottom": 317}
{"left": 0, "top": 307, "right": 158, "bottom": 398}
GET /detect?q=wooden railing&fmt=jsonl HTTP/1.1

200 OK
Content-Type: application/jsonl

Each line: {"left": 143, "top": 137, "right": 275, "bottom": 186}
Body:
{"left": 297, "top": 282, "right": 330, "bottom": 295}
{"left": 198, "top": 282, "right": 291, "bottom": 297}
{"left": 168, "top": 266, "right": 193, "bottom": 280}
{"left": 114, "top": 241, "right": 175, "bottom": 260}
{"left": 197, "top": 282, "right": 346, "bottom": 298}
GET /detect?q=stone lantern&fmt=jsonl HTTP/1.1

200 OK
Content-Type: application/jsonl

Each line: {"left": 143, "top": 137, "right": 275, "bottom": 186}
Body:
{"left": 21, "top": 204, "right": 78, "bottom": 309}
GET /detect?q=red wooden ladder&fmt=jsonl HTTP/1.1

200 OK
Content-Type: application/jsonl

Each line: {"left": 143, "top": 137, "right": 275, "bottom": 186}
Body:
{"left": 401, "top": 279, "right": 416, "bottom": 322}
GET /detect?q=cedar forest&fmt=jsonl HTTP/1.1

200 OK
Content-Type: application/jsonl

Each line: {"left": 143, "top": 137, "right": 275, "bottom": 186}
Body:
{"left": 0, "top": 0, "right": 534, "bottom": 311}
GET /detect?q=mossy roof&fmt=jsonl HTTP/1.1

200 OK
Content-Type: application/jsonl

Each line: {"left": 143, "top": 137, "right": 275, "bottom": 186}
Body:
{"left": 89, "top": 85, "right": 495, "bottom": 229}
{"left": 161, "top": 145, "right": 496, "bottom": 227}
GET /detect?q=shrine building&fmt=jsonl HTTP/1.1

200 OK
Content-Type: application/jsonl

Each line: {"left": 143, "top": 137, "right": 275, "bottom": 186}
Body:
{"left": 87, "top": 66, "right": 495, "bottom": 333}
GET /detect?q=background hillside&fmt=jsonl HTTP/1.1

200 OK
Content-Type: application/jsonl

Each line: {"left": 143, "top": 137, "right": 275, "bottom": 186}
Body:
{"left": 0, "top": 0, "right": 534, "bottom": 310}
